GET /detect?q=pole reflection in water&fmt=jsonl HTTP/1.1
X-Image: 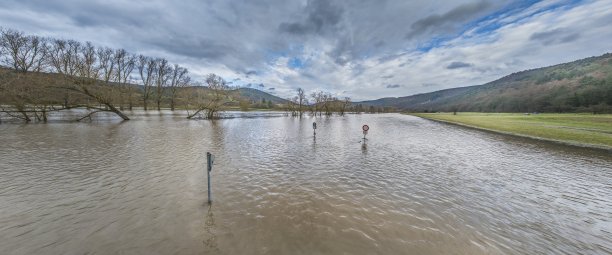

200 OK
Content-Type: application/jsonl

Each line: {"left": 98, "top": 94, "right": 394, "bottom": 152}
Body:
{"left": 204, "top": 205, "right": 219, "bottom": 253}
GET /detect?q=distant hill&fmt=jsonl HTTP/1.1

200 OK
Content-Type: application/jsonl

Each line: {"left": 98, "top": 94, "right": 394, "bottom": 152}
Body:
{"left": 236, "top": 87, "right": 289, "bottom": 104}
{"left": 360, "top": 53, "right": 612, "bottom": 113}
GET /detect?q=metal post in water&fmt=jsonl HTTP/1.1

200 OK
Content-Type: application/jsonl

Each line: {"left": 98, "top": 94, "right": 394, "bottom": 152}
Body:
{"left": 207, "top": 152, "right": 212, "bottom": 203}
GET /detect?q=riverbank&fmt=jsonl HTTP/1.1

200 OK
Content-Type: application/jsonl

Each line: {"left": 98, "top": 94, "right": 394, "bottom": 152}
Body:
{"left": 409, "top": 113, "right": 612, "bottom": 151}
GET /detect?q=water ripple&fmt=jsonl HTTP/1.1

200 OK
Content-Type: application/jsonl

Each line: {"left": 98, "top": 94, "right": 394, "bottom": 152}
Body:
{"left": 0, "top": 113, "right": 610, "bottom": 254}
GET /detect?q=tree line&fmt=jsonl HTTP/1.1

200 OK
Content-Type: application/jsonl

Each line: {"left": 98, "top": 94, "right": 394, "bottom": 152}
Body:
{"left": 0, "top": 27, "right": 394, "bottom": 122}
{"left": 0, "top": 27, "right": 234, "bottom": 121}
{"left": 284, "top": 88, "right": 395, "bottom": 116}
{"left": 286, "top": 88, "right": 352, "bottom": 116}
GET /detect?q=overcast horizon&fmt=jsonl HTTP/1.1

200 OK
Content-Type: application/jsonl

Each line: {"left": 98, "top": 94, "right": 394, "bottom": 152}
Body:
{"left": 1, "top": 0, "right": 611, "bottom": 101}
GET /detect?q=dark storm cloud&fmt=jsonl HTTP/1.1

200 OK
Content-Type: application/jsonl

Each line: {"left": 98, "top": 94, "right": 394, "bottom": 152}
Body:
{"left": 386, "top": 84, "right": 401, "bottom": 88}
{"left": 530, "top": 28, "right": 581, "bottom": 46}
{"left": 278, "top": 0, "right": 353, "bottom": 65}
{"left": 329, "top": 36, "right": 354, "bottom": 65}
{"left": 407, "top": 0, "right": 492, "bottom": 38}
{"left": 278, "top": 0, "right": 344, "bottom": 35}
{"left": 2, "top": 0, "right": 149, "bottom": 29}
{"left": 447, "top": 61, "right": 472, "bottom": 69}
{"left": 152, "top": 38, "right": 232, "bottom": 60}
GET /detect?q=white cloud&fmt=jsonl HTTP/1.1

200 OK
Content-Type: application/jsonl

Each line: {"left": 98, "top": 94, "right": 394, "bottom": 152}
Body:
{"left": 0, "top": 0, "right": 610, "bottom": 101}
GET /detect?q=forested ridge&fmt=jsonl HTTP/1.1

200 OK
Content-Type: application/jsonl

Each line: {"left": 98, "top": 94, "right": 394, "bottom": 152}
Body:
{"left": 361, "top": 53, "right": 612, "bottom": 113}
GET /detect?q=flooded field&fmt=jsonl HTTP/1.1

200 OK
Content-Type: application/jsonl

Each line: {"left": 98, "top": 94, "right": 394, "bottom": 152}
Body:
{"left": 1, "top": 112, "right": 611, "bottom": 254}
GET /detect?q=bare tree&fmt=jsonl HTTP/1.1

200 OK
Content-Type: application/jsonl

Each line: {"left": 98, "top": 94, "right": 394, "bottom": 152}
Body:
{"left": 137, "top": 56, "right": 153, "bottom": 109}
{"left": 339, "top": 97, "right": 351, "bottom": 116}
{"left": 137, "top": 55, "right": 157, "bottom": 110}
{"left": 96, "top": 46, "right": 124, "bottom": 110}
{"left": 113, "top": 49, "right": 135, "bottom": 110}
{"left": 46, "top": 39, "right": 81, "bottom": 107}
{"left": 311, "top": 91, "right": 330, "bottom": 116}
{"left": 47, "top": 39, "right": 81, "bottom": 76}
{"left": 168, "top": 64, "right": 189, "bottom": 111}
{"left": 154, "top": 58, "right": 170, "bottom": 110}
{"left": 297, "top": 87, "right": 307, "bottom": 116}
{"left": 187, "top": 73, "right": 228, "bottom": 119}
{"left": 0, "top": 70, "right": 33, "bottom": 121}
{"left": 97, "top": 47, "right": 115, "bottom": 83}
{"left": 77, "top": 42, "right": 99, "bottom": 79}
{"left": 0, "top": 28, "right": 47, "bottom": 72}
{"left": 0, "top": 29, "right": 53, "bottom": 121}
{"left": 321, "top": 92, "right": 336, "bottom": 116}
{"left": 310, "top": 91, "right": 319, "bottom": 116}
{"left": 58, "top": 42, "right": 129, "bottom": 120}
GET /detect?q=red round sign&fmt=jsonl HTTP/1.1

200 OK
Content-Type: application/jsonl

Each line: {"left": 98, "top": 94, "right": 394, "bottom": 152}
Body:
{"left": 362, "top": 125, "right": 369, "bottom": 131}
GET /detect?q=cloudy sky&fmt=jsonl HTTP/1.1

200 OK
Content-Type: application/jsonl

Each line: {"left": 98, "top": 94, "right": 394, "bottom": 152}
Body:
{"left": 1, "top": 0, "right": 611, "bottom": 100}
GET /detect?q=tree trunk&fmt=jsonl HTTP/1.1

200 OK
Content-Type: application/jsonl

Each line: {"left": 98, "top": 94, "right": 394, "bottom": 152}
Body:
{"left": 42, "top": 108, "right": 48, "bottom": 122}
{"left": 187, "top": 108, "right": 204, "bottom": 119}
{"left": 106, "top": 103, "right": 130, "bottom": 120}
{"left": 16, "top": 105, "right": 31, "bottom": 122}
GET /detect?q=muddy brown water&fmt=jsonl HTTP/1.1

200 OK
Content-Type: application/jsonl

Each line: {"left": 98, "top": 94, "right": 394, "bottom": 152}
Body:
{"left": 1, "top": 112, "right": 611, "bottom": 254}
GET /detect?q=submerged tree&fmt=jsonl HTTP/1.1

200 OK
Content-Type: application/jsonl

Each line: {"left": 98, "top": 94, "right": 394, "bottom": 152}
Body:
{"left": 0, "top": 28, "right": 56, "bottom": 121}
{"left": 62, "top": 42, "right": 130, "bottom": 120}
{"left": 0, "top": 27, "right": 201, "bottom": 122}
{"left": 284, "top": 88, "right": 359, "bottom": 117}
{"left": 187, "top": 73, "right": 228, "bottom": 119}
{"left": 113, "top": 49, "right": 136, "bottom": 110}
{"left": 294, "top": 88, "right": 304, "bottom": 116}
{"left": 137, "top": 55, "right": 157, "bottom": 111}
{"left": 47, "top": 39, "right": 81, "bottom": 108}
{"left": 168, "top": 64, "right": 189, "bottom": 111}
{"left": 154, "top": 58, "right": 170, "bottom": 111}
{"left": 339, "top": 97, "right": 351, "bottom": 116}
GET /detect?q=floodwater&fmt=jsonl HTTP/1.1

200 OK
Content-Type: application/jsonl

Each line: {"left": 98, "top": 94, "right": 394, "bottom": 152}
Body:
{"left": 1, "top": 112, "right": 611, "bottom": 254}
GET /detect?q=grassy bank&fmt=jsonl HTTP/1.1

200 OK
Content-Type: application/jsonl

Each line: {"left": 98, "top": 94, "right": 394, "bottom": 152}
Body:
{"left": 409, "top": 113, "right": 612, "bottom": 150}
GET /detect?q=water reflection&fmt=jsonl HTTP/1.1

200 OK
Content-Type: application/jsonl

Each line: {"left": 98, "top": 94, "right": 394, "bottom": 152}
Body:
{"left": 204, "top": 205, "right": 219, "bottom": 253}
{"left": 361, "top": 141, "right": 367, "bottom": 154}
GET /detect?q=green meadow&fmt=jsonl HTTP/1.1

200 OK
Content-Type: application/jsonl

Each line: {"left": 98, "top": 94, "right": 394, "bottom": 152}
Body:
{"left": 410, "top": 113, "right": 612, "bottom": 149}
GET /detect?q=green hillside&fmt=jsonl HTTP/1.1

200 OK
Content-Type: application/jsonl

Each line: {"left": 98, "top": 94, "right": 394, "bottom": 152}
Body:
{"left": 361, "top": 53, "right": 612, "bottom": 113}
{"left": 237, "top": 88, "right": 288, "bottom": 104}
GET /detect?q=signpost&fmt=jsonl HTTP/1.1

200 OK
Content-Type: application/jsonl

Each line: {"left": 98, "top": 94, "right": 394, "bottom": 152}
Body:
{"left": 206, "top": 152, "right": 214, "bottom": 203}
{"left": 362, "top": 124, "right": 369, "bottom": 140}
{"left": 313, "top": 122, "right": 317, "bottom": 136}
